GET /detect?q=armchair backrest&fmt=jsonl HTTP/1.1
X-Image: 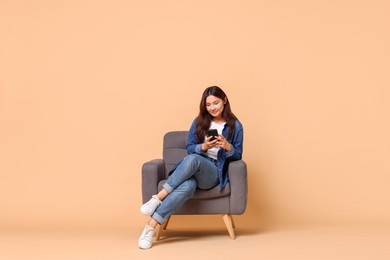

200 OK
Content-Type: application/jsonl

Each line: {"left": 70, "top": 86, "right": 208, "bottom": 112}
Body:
{"left": 163, "top": 131, "right": 189, "bottom": 179}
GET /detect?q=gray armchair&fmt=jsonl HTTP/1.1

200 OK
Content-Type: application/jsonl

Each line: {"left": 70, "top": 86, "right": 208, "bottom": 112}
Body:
{"left": 141, "top": 131, "right": 248, "bottom": 239}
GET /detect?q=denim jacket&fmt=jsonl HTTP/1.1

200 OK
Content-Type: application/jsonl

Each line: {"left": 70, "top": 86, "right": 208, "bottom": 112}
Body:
{"left": 180, "top": 117, "right": 244, "bottom": 190}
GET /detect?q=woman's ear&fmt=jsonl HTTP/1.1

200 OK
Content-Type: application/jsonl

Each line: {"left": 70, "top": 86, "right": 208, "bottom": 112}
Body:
{"left": 224, "top": 97, "right": 227, "bottom": 104}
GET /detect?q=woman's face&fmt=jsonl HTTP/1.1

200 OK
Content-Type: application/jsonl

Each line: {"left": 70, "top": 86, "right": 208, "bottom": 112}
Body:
{"left": 205, "top": 95, "right": 226, "bottom": 120}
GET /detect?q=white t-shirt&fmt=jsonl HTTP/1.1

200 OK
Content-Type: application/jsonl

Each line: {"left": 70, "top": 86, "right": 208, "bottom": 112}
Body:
{"left": 205, "top": 121, "right": 226, "bottom": 160}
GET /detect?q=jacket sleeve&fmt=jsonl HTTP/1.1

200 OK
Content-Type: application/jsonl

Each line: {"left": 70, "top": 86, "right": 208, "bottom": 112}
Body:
{"left": 186, "top": 118, "right": 206, "bottom": 155}
{"left": 225, "top": 120, "right": 244, "bottom": 161}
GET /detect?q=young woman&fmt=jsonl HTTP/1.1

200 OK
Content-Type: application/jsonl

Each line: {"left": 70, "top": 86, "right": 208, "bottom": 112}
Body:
{"left": 138, "top": 86, "right": 244, "bottom": 249}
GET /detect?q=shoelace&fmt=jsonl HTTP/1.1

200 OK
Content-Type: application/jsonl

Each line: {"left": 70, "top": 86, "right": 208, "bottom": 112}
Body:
{"left": 144, "top": 227, "right": 154, "bottom": 240}
{"left": 151, "top": 195, "right": 161, "bottom": 205}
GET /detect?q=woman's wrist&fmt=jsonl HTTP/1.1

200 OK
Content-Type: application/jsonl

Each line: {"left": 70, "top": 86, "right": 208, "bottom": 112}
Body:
{"left": 201, "top": 143, "right": 208, "bottom": 152}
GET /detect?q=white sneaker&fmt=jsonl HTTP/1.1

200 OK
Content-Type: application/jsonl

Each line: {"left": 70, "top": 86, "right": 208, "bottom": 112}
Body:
{"left": 138, "top": 225, "right": 155, "bottom": 249}
{"left": 140, "top": 195, "right": 161, "bottom": 216}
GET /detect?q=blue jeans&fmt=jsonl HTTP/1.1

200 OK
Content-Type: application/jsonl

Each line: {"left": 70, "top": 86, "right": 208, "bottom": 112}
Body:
{"left": 152, "top": 154, "right": 219, "bottom": 224}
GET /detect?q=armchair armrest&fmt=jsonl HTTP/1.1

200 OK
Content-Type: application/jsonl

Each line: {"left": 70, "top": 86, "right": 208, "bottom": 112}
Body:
{"left": 141, "top": 159, "right": 165, "bottom": 203}
{"left": 228, "top": 160, "right": 248, "bottom": 214}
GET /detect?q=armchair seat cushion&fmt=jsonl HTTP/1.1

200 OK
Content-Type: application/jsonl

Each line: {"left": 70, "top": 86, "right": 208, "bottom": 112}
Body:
{"left": 158, "top": 180, "right": 231, "bottom": 199}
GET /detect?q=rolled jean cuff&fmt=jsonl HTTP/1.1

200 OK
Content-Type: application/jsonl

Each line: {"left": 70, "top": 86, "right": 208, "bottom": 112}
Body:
{"left": 152, "top": 212, "right": 165, "bottom": 225}
{"left": 162, "top": 182, "right": 174, "bottom": 193}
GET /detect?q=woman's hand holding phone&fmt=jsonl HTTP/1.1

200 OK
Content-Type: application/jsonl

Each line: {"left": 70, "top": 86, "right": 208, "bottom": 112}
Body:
{"left": 201, "top": 129, "right": 231, "bottom": 152}
{"left": 215, "top": 135, "right": 231, "bottom": 151}
{"left": 201, "top": 135, "right": 218, "bottom": 151}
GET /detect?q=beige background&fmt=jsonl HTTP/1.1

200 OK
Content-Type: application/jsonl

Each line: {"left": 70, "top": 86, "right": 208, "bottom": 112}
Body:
{"left": 1, "top": 0, "right": 390, "bottom": 233}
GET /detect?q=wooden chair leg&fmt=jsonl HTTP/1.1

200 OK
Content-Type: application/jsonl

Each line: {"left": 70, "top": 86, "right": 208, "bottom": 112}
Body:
{"left": 155, "top": 216, "right": 170, "bottom": 241}
{"left": 230, "top": 215, "right": 236, "bottom": 229}
{"left": 162, "top": 216, "right": 170, "bottom": 230}
{"left": 222, "top": 214, "right": 236, "bottom": 239}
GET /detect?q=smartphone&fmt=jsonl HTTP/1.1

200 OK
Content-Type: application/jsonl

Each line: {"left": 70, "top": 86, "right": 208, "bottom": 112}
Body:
{"left": 207, "top": 129, "right": 218, "bottom": 141}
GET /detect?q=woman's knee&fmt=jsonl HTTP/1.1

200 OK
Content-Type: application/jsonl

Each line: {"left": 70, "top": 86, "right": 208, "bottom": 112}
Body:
{"left": 183, "top": 154, "right": 202, "bottom": 167}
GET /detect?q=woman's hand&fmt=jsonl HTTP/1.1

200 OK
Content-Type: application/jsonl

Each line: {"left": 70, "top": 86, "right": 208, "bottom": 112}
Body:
{"left": 216, "top": 135, "right": 231, "bottom": 151}
{"left": 201, "top": 136, "right": 218, "bottom": 151}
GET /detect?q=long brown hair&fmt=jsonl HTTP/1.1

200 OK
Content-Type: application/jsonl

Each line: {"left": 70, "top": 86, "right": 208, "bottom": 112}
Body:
{"left": 195, "top": 86, "right": 237, "bottom": 143}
